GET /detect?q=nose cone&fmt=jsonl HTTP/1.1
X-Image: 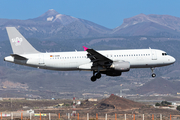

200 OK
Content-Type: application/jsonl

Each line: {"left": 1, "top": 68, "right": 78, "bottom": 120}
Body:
{"left": 172, "top": 56, "right": 176, "bottom": 63}
{"left": 169, "top": 56, "right": 176, "bottom": 64}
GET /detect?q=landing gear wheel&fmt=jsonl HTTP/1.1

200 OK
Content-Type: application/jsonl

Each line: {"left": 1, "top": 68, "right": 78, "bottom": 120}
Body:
{"left": 152, "top": 73, "right": 156, "bottom": 78}
{"left": 91, "top": 76, "right": 97, "bottom": 82}
{"left": 150, "top": 67, "right": 156, "bottom": 78}
{"left": 96, "top": 73, "right": 101, "bottom": 79}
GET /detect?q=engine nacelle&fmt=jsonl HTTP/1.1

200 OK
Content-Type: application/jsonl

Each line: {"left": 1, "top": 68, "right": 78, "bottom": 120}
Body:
{"left": 110, "top": 61, "right": 130, "bottom": 72}
{"left": 102, "top": 70, "right": 122, "bottom": 76}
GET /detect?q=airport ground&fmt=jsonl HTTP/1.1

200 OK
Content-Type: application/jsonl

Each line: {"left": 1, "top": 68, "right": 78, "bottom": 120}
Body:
{"left": 0, "top": 95, "right": 180, "bottom": 119}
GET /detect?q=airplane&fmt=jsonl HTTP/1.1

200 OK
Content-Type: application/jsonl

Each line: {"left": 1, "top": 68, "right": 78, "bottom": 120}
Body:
{"left": 4, "top": 27, "right": 176, "bottom": 82}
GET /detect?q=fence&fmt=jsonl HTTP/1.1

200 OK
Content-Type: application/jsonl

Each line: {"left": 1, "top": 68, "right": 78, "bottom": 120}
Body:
{"left": 0, "top": 112, "right": 180, "bottom": 120}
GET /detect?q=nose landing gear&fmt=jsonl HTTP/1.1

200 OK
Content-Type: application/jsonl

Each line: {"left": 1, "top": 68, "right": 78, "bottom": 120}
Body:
{"left": 91, "top": 71, "right": 101, "bottom": 82}
{"left": 151, "top": 67, "right": 156, "bottom": 78}
{"left": 152, "top": 73, "right": 156, "bottom": 77}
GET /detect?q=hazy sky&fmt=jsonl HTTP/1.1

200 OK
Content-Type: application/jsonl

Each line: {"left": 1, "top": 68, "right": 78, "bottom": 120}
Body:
{"left": 0, "top": 0, "right": 180, "bottom": 29}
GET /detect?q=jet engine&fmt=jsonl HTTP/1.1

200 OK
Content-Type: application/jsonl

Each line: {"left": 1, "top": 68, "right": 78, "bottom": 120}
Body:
{"left": 110, "top": 61, "right": 130, "bottom": 72}
{"left": 101, "top": 61, "right": 130, "bottom": 76}
{"left": 102, "top": 70, "right": 122, "bottom": 76}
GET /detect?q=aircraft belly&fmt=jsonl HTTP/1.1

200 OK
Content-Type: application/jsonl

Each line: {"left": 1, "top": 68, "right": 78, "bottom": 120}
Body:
{"left": 44, "top": 59, "right": 87, "bottom": 70}
{"left": 27, "top": 59, "right": 39, "bottom": 66}
{"left": 130, "top": 59, "right": 169, "bottom": 68}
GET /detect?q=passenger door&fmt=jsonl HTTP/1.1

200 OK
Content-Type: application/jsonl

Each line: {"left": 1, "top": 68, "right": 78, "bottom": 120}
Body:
{"left": 151, "top": 50, "right": 157, "bottom": 60}
{"left": 39, "top": 54, "right": 44, "bottom": 64}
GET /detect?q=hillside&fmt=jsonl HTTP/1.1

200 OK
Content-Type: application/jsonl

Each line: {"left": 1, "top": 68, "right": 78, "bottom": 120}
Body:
{"left": 0, "top": 66, "right": 135, "bottom": 99}
{"left": 0, "top": 9, "right": 111, "bottom": 41}
{"left": 95, "top": 94, "right": 144, "bottom": 110}
{"left": 78, "top": 94, "right": 180, "bottom": 115}
{"left": 112, "top": 14, "right": 180, "bottom": 36}
{"left": 129, "top": 77, "right": 180, "bottom": 95}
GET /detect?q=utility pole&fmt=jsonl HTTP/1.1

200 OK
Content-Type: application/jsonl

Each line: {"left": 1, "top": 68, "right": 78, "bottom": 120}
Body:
{"left": 72, "top": 97, "right": 76, "bottom": 116}
{"left": 120, "top": 84, "right": 123, "bottom": 97}
{"left": 11, "top": 98, "right": 12, "bottom": 108}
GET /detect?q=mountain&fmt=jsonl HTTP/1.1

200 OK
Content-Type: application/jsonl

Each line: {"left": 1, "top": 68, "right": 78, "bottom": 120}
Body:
{"left": 0, "top": 9, "right": 111, "bottom": 41}
{"left": 33, "top": 9, "right": 78, "bottom": 25}
{"left": 1, "top": 11, "right": 180, "bottom": 41}
{"left": 112, "top": 14, "right": 180, "bottom": 37}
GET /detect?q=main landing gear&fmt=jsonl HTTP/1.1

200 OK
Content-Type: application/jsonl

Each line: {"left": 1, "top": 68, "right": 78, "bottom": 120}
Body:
{"left": 91, "top": 71, "right": 101, "bottom": 82}
{"left": 151, "top": 67, "right": 156, "bottom": 78}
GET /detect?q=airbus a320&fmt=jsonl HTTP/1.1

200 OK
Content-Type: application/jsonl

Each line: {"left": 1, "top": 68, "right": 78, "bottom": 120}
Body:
{"left": 4, "top": 27, "right": 176, "bottom": 82}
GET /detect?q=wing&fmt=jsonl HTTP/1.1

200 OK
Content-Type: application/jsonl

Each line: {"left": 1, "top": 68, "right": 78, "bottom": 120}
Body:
{"left": 83, "top": 46, "right": 113, "bottom": 67}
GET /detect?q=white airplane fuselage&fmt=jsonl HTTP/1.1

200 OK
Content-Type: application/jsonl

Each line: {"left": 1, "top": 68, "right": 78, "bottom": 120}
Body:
{"left": 5, "top": 49, "right": 175, "bottom": 71}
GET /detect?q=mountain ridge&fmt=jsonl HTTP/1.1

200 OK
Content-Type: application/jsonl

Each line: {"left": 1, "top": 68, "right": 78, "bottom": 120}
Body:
{"left": 1, "top": 10, "right": 180, "bottom": 41}
{"left": 112, "top": 14, "right": 180, "bottom": 36}
{"left": 0, "top": 9, "right": 111, "bottom": 41}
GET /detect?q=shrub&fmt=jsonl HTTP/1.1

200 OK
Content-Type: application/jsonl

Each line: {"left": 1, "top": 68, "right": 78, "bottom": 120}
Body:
{"left": 177, "top": 106, "right": 180, "bottom": 111}
{"left": 155, "top": 102, "right": 161, "bottom": 106}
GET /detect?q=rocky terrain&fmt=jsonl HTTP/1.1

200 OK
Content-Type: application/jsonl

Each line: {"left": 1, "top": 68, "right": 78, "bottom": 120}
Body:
{"left": 112, "top": 14, "right": 180, "bottom": 36}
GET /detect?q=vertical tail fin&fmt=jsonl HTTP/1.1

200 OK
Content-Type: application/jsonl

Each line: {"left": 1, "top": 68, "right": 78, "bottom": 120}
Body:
{"left": 6, "top": 27, "right": 40, "bottom": 54}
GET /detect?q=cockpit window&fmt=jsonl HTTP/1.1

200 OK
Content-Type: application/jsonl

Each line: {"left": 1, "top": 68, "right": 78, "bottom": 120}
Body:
{"left": 162, "top": 53, "right": 167, "bottom": 56}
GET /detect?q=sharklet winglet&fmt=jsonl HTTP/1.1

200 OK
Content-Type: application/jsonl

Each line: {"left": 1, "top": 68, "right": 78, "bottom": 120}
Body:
{"left": 83, "top": 46, "right": 88, "bottom": 51}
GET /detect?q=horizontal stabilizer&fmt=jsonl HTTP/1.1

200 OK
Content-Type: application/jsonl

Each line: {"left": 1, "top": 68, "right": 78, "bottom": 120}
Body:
{"left": 10, "top": 54, "right": 28, "bottom": 60}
